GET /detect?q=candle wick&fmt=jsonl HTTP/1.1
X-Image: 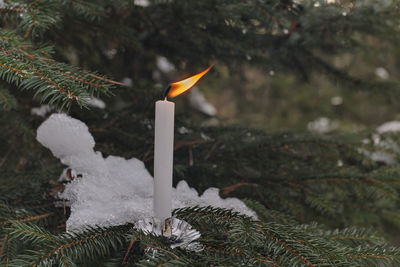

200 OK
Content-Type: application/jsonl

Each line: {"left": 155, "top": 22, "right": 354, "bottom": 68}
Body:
{"left": 163, "top": 85, "right": 171, "bottom": 100}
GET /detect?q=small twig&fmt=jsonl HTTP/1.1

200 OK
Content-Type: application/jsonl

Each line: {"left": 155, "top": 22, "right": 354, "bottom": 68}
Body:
{"left": 0, "top": 234, "right": 8, "bottom": 259}
{"left": 87, "top": 73, "right": 124, "bottom": 86}
{"left": 142, "top": 243, "right": 179, "bottom": 259}
{"left": 5, "top": 239, "right": 10, "bottom": 267}
{"left": 204, "top": 142, "right": 218, "bottom": 161}
{"left": 174, "top": 139, "right": 213, "bottom": 151}
{"left": 23, "top": 26, "right": 32, "bottom": 40}
{"left": 0, "top": 213, "right": 54, "bottom": 226}
{"left": 122, "top": 239, "right": 135, "bottom": 266}
{"left": 189, "top": 146, "right": 194, "bottom": 166}
{"left": 141, "top": 145, "right": 154, "bottom": 163}
{"left": 0, "top": 62, "right": 24, "bottom": 74}
{"left": 29, "top": 0, "right": 41, "bottom": 9}
{"left": 221, "top": 182, "right": 258, "bottom": 195}
{"left": 0, "top": 145, "right": 13, "bottom": 170}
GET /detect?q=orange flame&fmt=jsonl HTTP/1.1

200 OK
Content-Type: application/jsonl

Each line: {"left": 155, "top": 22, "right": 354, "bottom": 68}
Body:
{"left": 167, "top": 65, "right": 213, "bottom": 98}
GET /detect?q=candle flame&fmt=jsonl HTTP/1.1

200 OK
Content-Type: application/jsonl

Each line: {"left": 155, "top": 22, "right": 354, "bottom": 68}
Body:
{"left": 167, "top": 65, "right": 213, "bottom": 98}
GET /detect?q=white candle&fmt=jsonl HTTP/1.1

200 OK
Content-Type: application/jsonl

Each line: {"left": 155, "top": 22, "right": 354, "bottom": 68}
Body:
{"left": 153, "top": 99, "right": 175, "bottom": 220}
{"left": 152, "top": 65, "right": 212, "bottom": 221}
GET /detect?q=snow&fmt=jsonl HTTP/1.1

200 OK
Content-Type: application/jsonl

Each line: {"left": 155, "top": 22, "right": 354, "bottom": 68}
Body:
{"left": 189, "top": 87, "right": 217, "bottom": 117}
{"left": 37, "top": 114, "right": 95, "bottom": 160}
{"left": 31, "top": 105, "right": 52, "bottom": 117}
{"left": 31, "top": 97, "right": 105, "bottom": 118}
{"left": 330, "top": 96, "right": 343, "bottom": 106}
{"left": 104, "top": 48, "right": 117, "bottom": 59}
{"left": 156, "top": 56, "right": 175, "bottom": 73}
{"left": 377, "top": 121, "right": 400, "bottom": 134}
{"left": 121, "top": 77, "right": 133, "bottom": 87}
{"left": 307, "top": 117, "right": 338, "bottom": 134}
{"left": 359, "top": 122, "right": 400, "bottom": 165}
{"left": 375, "top": 67, "right": 389, "bottom": 79}
{"left": 86, "top": 97, "right": 106, "bottom": 109}
{"left": 359, "top": 134, "right": 398, "bottom": 165}
{"left": 134, "top": 0, "right": 149, "bottom": 7}
{"left": 359, "top": 149, "right": 397, "bottom": 165}
{"left": 36, "top": 114, "right": 256, "bottom": 231}
{"left": 178, "top": 126, "right": 191, "bottom": 135}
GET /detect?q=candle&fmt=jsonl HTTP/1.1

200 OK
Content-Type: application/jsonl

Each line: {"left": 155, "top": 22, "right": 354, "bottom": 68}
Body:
{"left": 154, "top": 99, "right": 175, "bottom": 220}
{"left": 153, "top": 65, "right": 213, "bottom": 220}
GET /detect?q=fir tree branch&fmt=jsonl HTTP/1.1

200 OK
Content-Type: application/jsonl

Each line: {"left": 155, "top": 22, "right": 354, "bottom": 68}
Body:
{"left": 0, "top": 213, "right": 54, "bottom": 226}
{"left": 0, "top": 29, "right": 117, "bottom": 109}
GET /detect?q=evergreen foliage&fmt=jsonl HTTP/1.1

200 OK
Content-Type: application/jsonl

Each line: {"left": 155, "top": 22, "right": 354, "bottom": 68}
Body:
{"left": 2, "top": 0, "right": 400, "bottom": 266}
{"left": 3, "top": 207, "right": 400, "bottom": 266}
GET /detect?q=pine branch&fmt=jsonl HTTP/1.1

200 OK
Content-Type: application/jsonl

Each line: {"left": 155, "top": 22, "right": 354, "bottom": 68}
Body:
{"left": 323, "top": 227, "right": 384, "bottom": 246}
{"left": 2, "top": 206, "right": 400, "bottom": 266}
{"left": 6, "top": 224, "right": 130, "bottom": 266}
{"left": 0, "top": 29, "right": 117, "bottom": 109}
{"left": 9, "top": 221, "right": 57, "bottom": 247}
{"left": 1, "top": 0, "right": 105, "bottom": 39}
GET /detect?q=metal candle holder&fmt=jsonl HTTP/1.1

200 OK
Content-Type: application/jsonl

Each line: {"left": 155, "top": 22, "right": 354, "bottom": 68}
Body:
{"left": 135, "top": 217, "right": 203, "bottom": 252}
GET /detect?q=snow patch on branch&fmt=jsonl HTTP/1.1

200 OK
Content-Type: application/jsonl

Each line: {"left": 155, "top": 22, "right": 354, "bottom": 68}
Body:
{"left": 359, "top": 121, "right": 400, "bottom": 165}
{"left": 377, "top": 121, "right": 400, "bottom": 134}
{"left": 36, "top": 114, "right": 256, "bottom": 231}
